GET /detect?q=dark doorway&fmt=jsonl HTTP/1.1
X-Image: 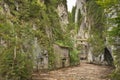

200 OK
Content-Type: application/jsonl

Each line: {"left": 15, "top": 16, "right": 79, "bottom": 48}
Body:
{"left": 104, "top": 47, "right": 113, "bottom": 66}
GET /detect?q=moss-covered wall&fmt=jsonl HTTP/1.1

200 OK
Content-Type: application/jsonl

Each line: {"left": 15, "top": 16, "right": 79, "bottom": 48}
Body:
{"left": 0, "top": 0, "right": 71, "bottom": 79}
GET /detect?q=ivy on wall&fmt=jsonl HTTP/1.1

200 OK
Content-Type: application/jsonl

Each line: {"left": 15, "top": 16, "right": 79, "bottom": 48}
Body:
{"left": 0, "top": 0, "right": 69, "bottom": 79}
{"left": 87, "top": 0, "right": 105, "bottom": 56}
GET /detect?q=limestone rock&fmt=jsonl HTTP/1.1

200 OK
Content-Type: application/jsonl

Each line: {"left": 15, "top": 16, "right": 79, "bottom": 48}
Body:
{"left": 57, "top": 3, "right": 68, "bottom": 31}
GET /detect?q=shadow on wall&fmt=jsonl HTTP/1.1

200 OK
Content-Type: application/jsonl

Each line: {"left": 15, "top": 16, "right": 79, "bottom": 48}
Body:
{"left": 104, "top": 47, "right": 114, "bottom": 66}
{"left": 80, "top": 47, "right": 114, "bottom": 66}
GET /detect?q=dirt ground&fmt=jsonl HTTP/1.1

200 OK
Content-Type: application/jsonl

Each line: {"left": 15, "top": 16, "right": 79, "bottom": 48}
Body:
{"left": 32, "top": 61, "right": 113, "bottom": 80}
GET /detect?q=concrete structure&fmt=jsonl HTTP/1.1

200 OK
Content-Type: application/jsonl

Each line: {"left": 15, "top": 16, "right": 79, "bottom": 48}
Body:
{"left": 53, "top": 44, "right": 70, "bottom": 68}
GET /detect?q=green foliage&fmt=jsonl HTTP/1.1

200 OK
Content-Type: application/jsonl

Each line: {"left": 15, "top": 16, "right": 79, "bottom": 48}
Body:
{"left": 0, "top": 20, "right": 33, "bottom": 80}
{"left": 0, "top": 49, "right": 33, "bottom": 80}
{"left": 96, "top": 0, "right": 119, "bottom": 8}
{"left": 44, "top": 0, "right": 67, "bottom": 8}
{"left": 0, "top": 0, "right": 78, "bottom": 79}
{"left": 55, "top": 41, "right": 70, "bottom": 48}
{"left": 69, "top": 6, "right": 76, "bottom": 22}
{"left": 48, "top": 48, "right": 56, "bottom": 69}
{"left": 55, "top": 29, "right": 73, "bottom": 48}
{"left": 88, "top": 31, "right": 105, "bottom": 56}
{"left": 109, "top": 17, "right": 120, "bottom": 37}
{"left": 97, "top": 0, "right": 120, "bottom": 79}
{"left": 68, "top": 5, "right": 81, "bottom": 66}
{"left": 77, "top": 9, "right": 82, "bottom": 27}
{"left": 68, "top": 6, "right": 80, "bottom": 32}
{"left": 70, "top": 49, "right": 80, "bottom": 66}
{"left": 87, "top": 0, "right": 105, "bottom": 28}
{"left": 110, "top": 47, "right": 120, "bottom": 80}
{"left": 87, "top": 0, "right": 105, "bottom": 56}
{"left": 111, "top": 71, "right": 120, "bottom": 80}
{"left": 32, "top": 1, "right": 46, "bottom": 17}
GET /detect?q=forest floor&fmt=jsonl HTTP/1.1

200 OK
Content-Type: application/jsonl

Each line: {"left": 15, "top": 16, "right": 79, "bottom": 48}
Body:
{"left": 32, "top": 60, "right": 113, "bottom": 80}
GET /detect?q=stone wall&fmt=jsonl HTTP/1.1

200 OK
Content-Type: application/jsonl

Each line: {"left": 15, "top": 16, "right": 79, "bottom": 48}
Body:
{"left": 33, "top": 38, "right": 48, "bottom": 71}
{"left": 53, "top": 44, "right": 70, "bottom": 68}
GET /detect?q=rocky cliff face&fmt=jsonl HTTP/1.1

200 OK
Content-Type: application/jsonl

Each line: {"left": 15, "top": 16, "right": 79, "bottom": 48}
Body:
{"left": 75, "top": 0, "right": 113, "bottom": 65}
{"left": 106, "top": 5, "right": 120, "bottom": 67}
{"left": 0, "top": 0, "right": 69, "bottom": 73}
{"left": 57, "top": 2, "right": 68, "bottom": 31}
{"left": 75, "top": 0, "right": 91, "bottom": 62}
{"left": 53, "top": 1, "right": 70, "bottom": 68}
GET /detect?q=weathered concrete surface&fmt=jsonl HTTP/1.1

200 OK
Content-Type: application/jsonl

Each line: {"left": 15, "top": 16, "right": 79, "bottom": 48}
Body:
{"left": 53, "top": 44, "right": 70, "bottom": 68}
